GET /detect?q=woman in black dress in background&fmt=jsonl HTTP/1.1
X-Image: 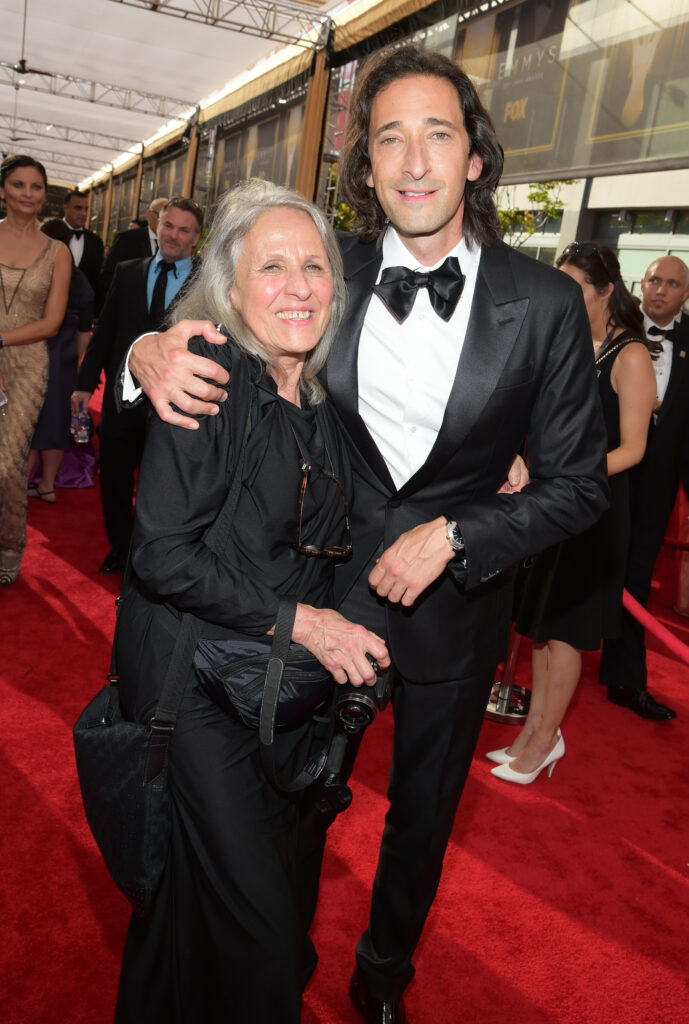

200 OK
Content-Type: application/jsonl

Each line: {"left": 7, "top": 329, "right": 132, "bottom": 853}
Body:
{"left": 28, "top": 219, "right": 94, "bottom": 502}
{"left": 489, "top": 243, "right": 657, "bottom": 784}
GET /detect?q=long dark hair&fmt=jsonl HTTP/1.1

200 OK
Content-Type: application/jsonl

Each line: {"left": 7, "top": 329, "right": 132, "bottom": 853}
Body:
{"left": 556, "top": 242, "right": 655, "bottom": 350}
{"left": 339, "top": 44, "right": 504, "bottom": 248}
{"left": 0, "top": 154, "right": 48, "bottom": 188}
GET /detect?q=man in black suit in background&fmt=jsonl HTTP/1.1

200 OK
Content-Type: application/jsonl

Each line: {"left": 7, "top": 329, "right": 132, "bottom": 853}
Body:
{"left": 122, "top": 47, "right": 608, "bottom": 1023}
{"left": 43, "top": 189, "right": 104, "bottom": 296}
{"left": 98, "top": 195, "right": 169, "bottom": 305}
{"left": 600, "top": 255, "right": 689, "bottom": 719}
{"left": 72, "top": 197, "right": 202, "bottom": 575}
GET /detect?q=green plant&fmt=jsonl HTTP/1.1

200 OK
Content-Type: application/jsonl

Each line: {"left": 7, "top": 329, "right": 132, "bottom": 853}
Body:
{"left": 498, "top": 180, "right": 575, "bottom": 248}
{"left": 323, "top": 166, "right": 358, "bottom": 234}
{"left": 332, "top": 201, "right": 357, "bottom": 233}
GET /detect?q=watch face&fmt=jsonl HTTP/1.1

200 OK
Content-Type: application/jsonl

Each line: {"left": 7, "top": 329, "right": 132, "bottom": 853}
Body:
{"left": 446, "top": 522, "right": 462, "bottom": 549}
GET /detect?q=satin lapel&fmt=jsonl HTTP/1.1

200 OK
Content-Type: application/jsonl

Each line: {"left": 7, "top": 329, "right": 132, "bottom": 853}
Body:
{"left": 397, "top": 244, "right": 529, "bottom": 498}
{"left": 325, "top": 241, "right": 395, "bottom": 490}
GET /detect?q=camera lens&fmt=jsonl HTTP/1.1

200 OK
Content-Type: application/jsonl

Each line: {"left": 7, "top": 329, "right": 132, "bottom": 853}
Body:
{"left": 336, "top": 689, "right": 377, "bottom": 731}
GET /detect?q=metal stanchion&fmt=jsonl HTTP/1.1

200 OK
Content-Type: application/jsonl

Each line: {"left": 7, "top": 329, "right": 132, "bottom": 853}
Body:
{"left": 485, "top": 623, "right": 530, "bottom": 723}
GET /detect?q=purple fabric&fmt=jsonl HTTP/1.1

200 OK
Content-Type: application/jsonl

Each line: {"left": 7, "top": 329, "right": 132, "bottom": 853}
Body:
{"left": 28, "top": 442, "right": 99, "bottom": 489}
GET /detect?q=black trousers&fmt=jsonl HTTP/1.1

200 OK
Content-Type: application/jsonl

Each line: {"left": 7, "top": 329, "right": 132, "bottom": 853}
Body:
{"left": 115, "top": 681, "right": 317, "bottom": 1024}
{"left": 98, "top": 408, "right": 146, "bottom": 565}
{"left": 298, "top": 664, "right": 495, "bottom": 1003}
{"left": 599, "top": 485, "right": 675, "bottom": 695}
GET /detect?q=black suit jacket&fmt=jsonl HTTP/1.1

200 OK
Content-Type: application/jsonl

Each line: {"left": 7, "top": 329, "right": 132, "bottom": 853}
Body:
{"left": 42, "top": 219, "right": 104, "bottom": 294}
{"left": 629, "top": 311, "right": 689, "bottom": 543}
{"left": 77, "top": 229, "right": 105, "bottom": 294}
{"left": 99, "top": 227, "right": 155, "bottom": 308}
{"left": 324, "top": 235, "right": 609, "bottom": 681}
{"left": 79, "top": 255, "right": 197, "bottom": 414}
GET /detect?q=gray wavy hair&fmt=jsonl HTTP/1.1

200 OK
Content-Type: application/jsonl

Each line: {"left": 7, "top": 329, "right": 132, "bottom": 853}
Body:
{"left": 172, "top": 178, "right": 345, "bottom": 405}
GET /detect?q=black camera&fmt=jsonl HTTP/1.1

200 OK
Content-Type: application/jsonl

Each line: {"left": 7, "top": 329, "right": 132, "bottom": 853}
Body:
{"left": 313, "top": 658, "right": 392, "bottom": 817}
{"left": 335, "top": 657, "right": 392, "bottom": 732}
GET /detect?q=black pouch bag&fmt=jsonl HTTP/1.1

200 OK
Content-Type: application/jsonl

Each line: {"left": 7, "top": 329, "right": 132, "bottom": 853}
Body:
{"left": 194, "top": 632, "right": 333, "bottom": 729}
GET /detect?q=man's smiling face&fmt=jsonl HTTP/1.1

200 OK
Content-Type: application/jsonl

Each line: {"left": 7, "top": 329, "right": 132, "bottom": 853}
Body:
{"left": 365, "top": 73, "right": 483, "bottom": 264}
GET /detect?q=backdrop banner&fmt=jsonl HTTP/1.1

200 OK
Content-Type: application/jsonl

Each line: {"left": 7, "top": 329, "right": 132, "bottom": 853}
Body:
{"left": 453, "top": 0, "right": 689, "bottom": 181}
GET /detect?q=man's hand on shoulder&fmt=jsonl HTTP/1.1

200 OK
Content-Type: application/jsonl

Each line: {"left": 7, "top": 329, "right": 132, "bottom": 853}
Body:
{"left": 130, "top": 320, "right": 229, "bottom": 430}
{"left": 369, "top": 516, "right": 455, "bottom": 607}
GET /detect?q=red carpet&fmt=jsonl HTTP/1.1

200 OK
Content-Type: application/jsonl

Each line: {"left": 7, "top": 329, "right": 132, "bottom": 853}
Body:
{"left": 2, "top": 477, "right": 689, "bottom": 1024}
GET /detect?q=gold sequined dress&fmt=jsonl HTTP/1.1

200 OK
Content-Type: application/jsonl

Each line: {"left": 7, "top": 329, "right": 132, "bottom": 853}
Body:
{"left": 0, "top": 239, "right": 59, "bottom": 582}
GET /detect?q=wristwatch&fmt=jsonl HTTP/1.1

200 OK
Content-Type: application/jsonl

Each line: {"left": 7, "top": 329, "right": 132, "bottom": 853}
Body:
{"left": 445, "top": 519, "right": 465, "bottom": 554}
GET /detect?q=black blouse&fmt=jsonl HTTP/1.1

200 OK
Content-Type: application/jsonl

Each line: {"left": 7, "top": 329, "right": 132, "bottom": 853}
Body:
{"left": 130, "top": 337, "right": 352, "bottom": 634}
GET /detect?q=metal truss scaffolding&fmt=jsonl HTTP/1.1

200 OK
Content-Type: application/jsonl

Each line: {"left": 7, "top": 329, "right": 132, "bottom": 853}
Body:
{"left": 107, "top": 0, "right": 331, "bottom": 48}
{"left": 0, "top": 63, "right": 192, "bottom": 119}
{"left": 0, "top": 113, "right": 139, "bottom": 154}
{"left": 0, "top": 143, "right": 106, "bottom": 174}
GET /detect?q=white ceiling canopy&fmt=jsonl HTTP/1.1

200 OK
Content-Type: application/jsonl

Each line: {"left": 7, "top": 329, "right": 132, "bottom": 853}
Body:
{"left": 0, "top": 0, "right": 340, "bottom": 187}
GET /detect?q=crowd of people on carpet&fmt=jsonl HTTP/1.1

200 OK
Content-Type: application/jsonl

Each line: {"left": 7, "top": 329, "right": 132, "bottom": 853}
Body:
{"left": 1, "top": 40, "right": 688, "bottom": 1024}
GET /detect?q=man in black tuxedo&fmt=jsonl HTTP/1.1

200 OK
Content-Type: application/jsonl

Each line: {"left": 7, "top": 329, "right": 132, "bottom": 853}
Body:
{"left": 72, "top": 197, "right": 202, "bottom": 574}
{"left": 122, "top": 47, "right": 607, "bottom": 1023}
{"left": 98, "top": 195, "right": 169, "bottom": 305}
{"left": 43, "top": 189, "right": 104, "bottom": 296}
{"left": 600, "top": 255, "right": 689, "bottom": 719}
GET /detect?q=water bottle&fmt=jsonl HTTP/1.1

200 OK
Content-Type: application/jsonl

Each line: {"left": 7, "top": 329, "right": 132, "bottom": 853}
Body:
{"left": 70, "top": 404, "right": 90, "bottom": 444}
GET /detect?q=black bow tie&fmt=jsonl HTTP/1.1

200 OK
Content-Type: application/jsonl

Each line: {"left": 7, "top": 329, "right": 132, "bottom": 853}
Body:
{"left": 648, "top": 325, "right": 675, "bottom": 339}
{"left": 70, "top": 229, "right": 83, "bottom": 240}
{"left": 373, "top": 256, "right": 465, "bottom": 324}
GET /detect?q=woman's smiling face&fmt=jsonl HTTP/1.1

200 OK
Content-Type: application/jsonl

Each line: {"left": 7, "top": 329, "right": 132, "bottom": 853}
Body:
{"left": 0, "top": 165, "right": 46, "bottom": 218}
{"left": 229, "top": 207, "right": 334, "bottom": 370}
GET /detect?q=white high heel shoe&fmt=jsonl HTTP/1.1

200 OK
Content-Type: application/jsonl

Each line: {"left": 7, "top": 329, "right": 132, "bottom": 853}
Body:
{"left": 490, "top": 732, "right": 565, "bottom": 785}
{"left": 485, "top": 747, "right": 516, "bottom": 765}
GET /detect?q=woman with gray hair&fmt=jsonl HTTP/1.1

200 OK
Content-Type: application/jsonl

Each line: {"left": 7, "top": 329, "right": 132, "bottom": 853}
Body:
{"left": 113, "top": 179, "right": 388, "bottom": 1023}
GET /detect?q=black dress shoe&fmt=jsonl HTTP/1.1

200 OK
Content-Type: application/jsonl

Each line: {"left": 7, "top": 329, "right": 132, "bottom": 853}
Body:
{"left": 607, "top": 687, "right": 676, "bottom": 721}
{"left": 349, "top": 968, "right": 408, "bottom": 1023}
{"left": 99, "top": 551, "right": 124, "bottom": 575}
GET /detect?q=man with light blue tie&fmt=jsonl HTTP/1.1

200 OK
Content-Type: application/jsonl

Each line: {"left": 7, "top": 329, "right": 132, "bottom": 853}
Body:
{"left": 72, "top": 197, "right": 203, "bottom": 574}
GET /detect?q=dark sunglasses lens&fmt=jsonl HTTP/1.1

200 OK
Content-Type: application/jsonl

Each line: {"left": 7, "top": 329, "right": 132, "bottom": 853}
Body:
{"left": 296, "top": 543, "right": 352, "bottom": 560}
{"left": 563, "top": 242, "right": 597, "bottom": 258}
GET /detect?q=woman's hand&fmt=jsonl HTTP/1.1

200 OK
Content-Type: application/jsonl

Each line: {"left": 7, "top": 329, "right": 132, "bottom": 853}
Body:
{"left": 70, "top": 389, "right": 92, "bottom": 414}
{"left": 498, "top": 453, "right": 529, "bottom": 493}
{"left": 292, "top": 604, "right": 390, "bottom": 687}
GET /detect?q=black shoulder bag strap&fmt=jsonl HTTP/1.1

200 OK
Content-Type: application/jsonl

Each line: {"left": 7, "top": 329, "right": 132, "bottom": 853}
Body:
{"left": 111, "top": 380, "right": 255, "bottom": 788}
{"left": 258, "top": 595, "right": 333, "bottom": 793}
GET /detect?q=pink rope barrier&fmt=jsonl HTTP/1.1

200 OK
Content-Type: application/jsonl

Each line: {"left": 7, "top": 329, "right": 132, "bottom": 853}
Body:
{"left": 622, "top": 589, "right": 689, "bottom": 667}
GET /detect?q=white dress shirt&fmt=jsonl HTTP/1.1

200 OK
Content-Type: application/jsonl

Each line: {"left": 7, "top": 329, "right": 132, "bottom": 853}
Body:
{"left": 358, "top": 228, "right": 481, "bottom": 490}
{"left": 63, "top": 217, "right": 84, "bottom": 265}
{"left": 643, "top": 310, "right": 681, "bottom": 407}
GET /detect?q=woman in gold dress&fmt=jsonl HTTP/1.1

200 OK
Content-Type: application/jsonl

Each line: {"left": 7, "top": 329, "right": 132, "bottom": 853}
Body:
{"left": 0, "top": 155, "right": 72, "bottom": 585}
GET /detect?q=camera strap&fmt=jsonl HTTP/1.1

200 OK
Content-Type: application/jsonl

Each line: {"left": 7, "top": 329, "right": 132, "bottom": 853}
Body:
{"left": 258, "top": 595, "right": 335, "bottom": 793}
